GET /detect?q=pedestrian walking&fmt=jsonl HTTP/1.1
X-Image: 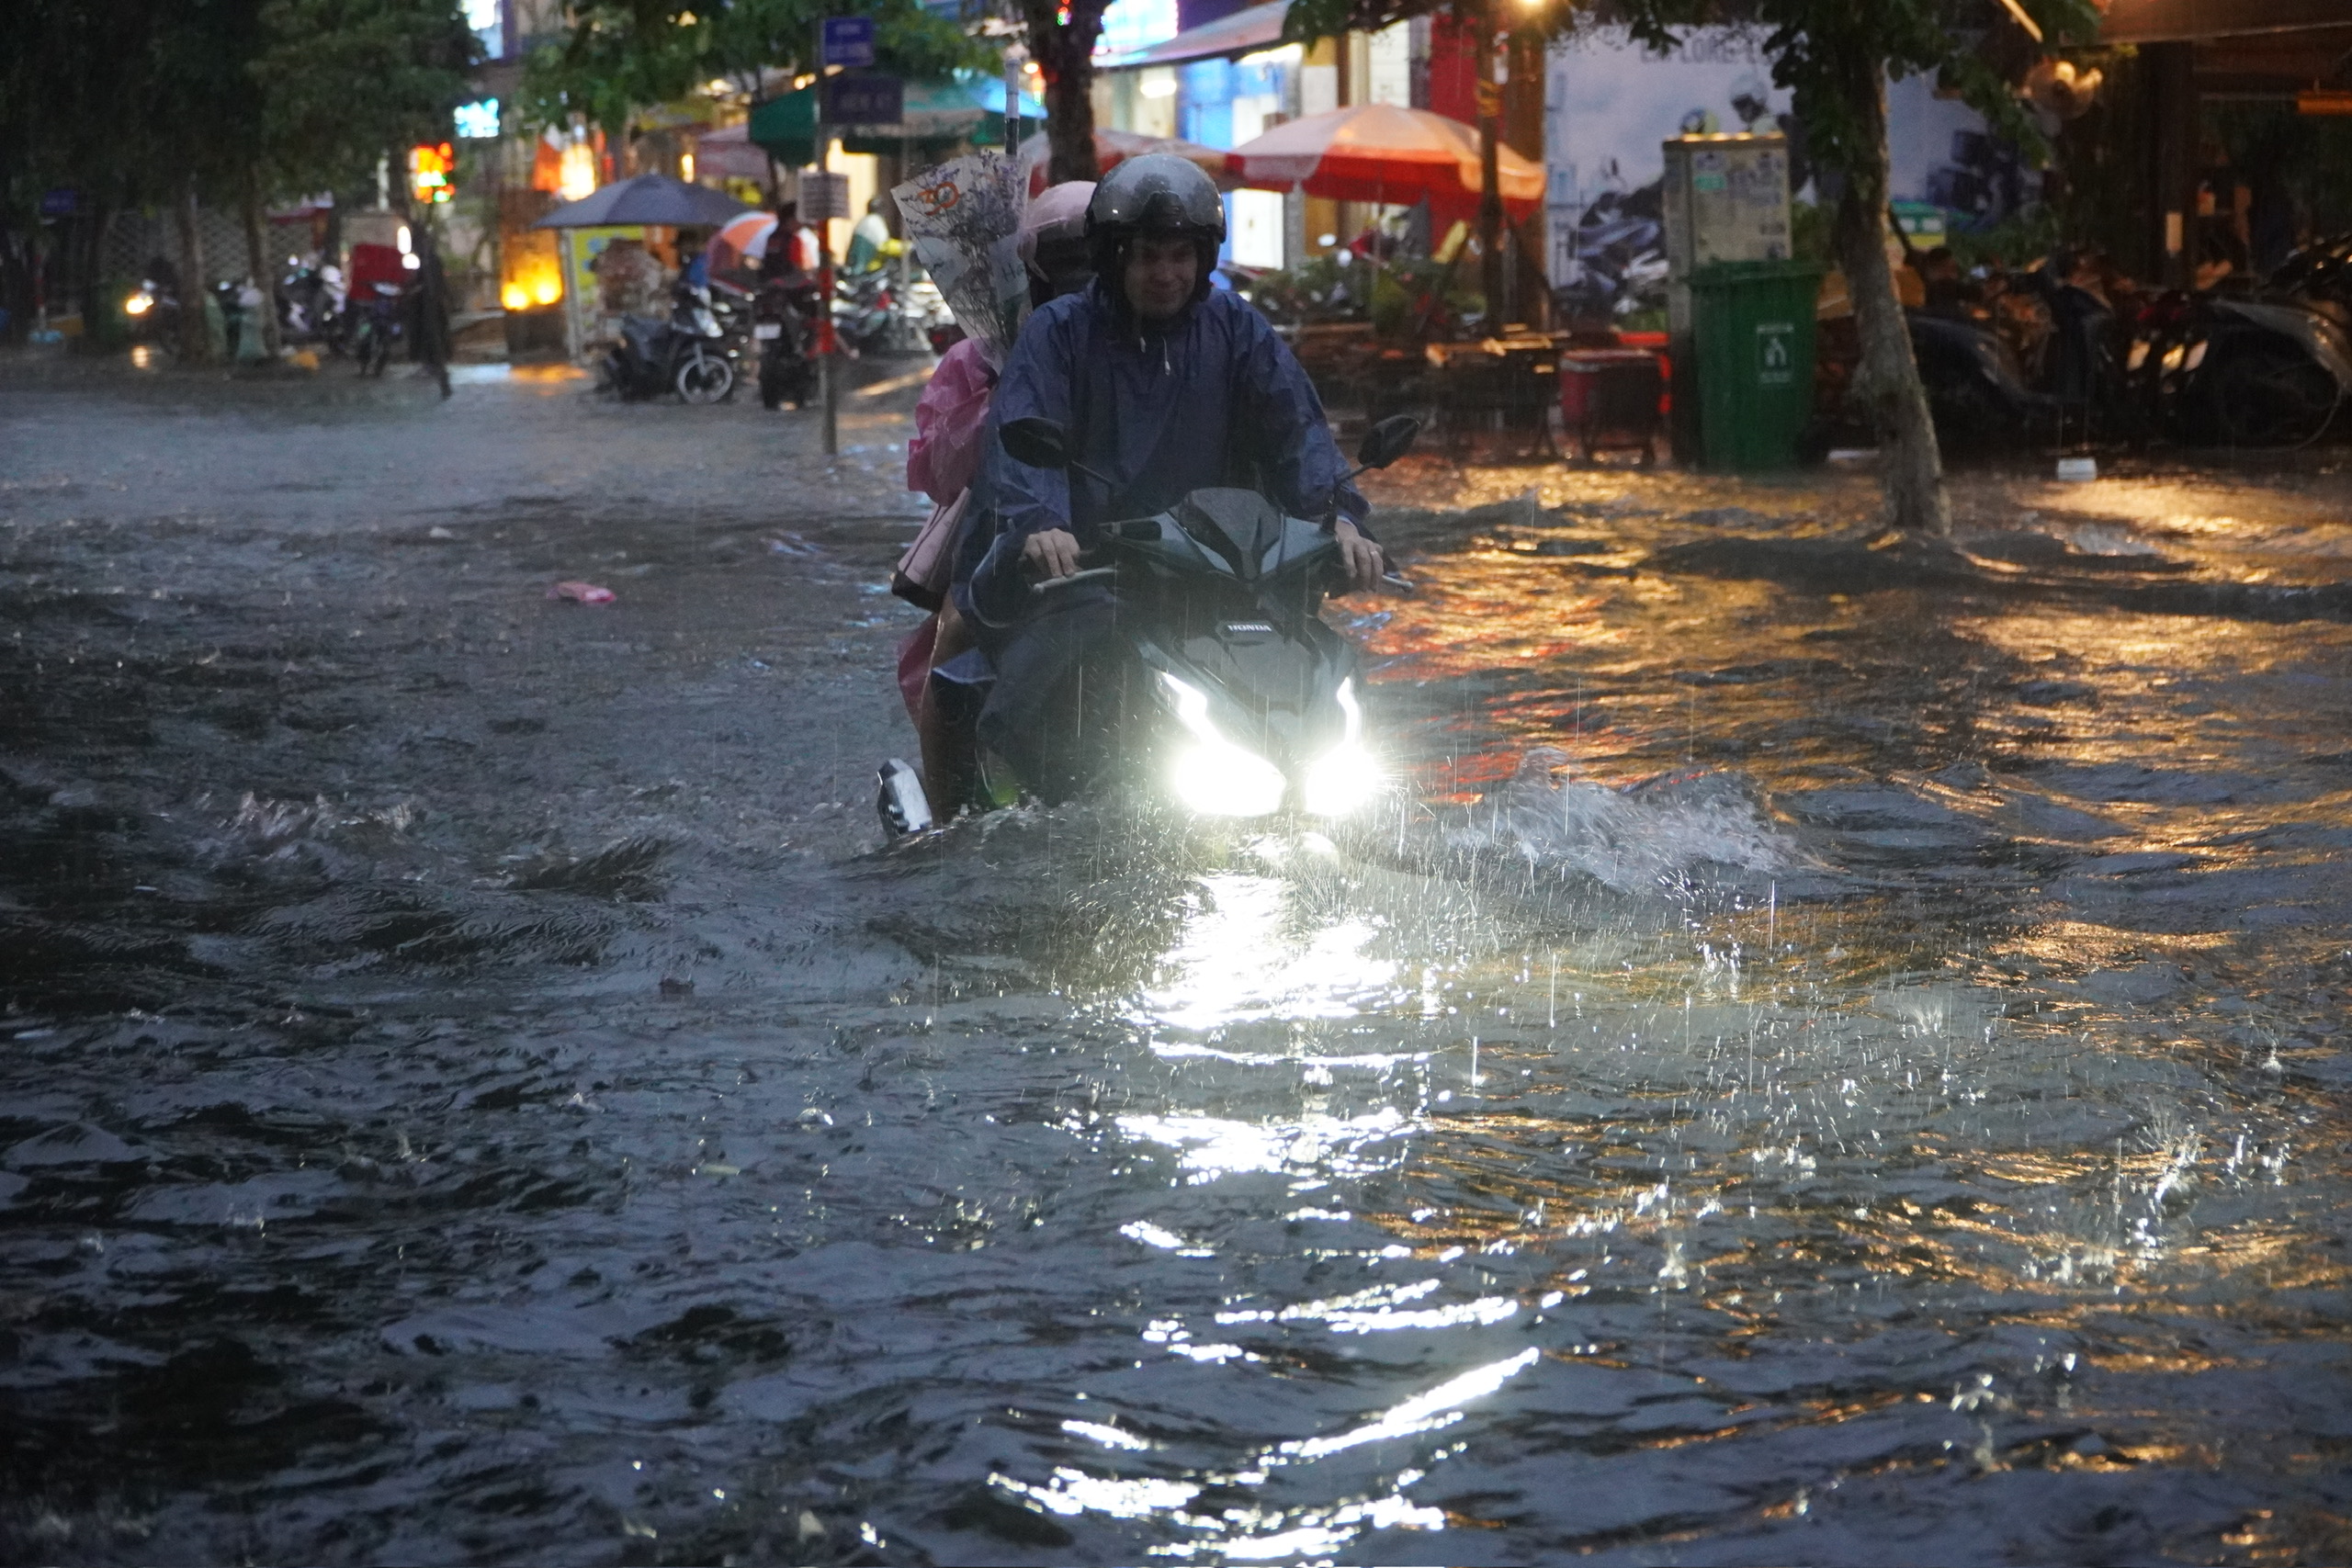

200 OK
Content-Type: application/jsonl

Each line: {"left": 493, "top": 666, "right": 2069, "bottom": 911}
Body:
{"left": 409, "top": 226, "right": 453, "bottom": 398}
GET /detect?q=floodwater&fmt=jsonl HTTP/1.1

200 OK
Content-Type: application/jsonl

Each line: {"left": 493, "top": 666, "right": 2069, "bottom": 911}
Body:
{"left": 3, "top": 362, "right": 2350, "bottom": 1565}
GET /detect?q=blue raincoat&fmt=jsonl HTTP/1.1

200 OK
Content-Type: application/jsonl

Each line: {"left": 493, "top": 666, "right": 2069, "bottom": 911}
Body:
{"left": 953, "top": 279, "right": 1368, "bottom": 630}
{"left": 938, "top": 278, "right": 1369, "bottom": 795}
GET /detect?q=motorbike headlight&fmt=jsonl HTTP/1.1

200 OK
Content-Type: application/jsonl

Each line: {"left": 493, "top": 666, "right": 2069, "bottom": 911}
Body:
{"left": 1302, "top": 680, "right": 1381, "bottom": 818}
{"left": 124, "top": 291, "right": 152, "bottom": 316}
{"left": 1172, "top": 744, "right": 1287, "bottom": 817}
{"left": 1303, "top": 746, "right": 1379, "bottom": 818}
{"left": 1160, "top": 672, "right": 1285, "bottom": 818}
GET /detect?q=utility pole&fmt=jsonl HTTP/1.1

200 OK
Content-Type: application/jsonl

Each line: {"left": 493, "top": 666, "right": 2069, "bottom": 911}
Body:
{"left": 815, "top": 20, "right": 839, "bottom": 456}
{"left": 1005, "top": 46, "right": 1024, "bottom": 156}
{"left": 1475, "top": 9, "right": 1506, "bottom": 330}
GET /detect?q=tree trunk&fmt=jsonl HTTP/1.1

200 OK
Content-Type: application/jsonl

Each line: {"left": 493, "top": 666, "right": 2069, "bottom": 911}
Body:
{"left": 1022, "top": 0, "right": 1105, "bottom": 185}
{"left": 77, "top": 203, "right": 113, "bottom": 352}
{"left": 242, "top": 170, "right": 284, "bottom": 359}
{"left": 1828, "top": 54, "right": 1948, "bottom": 535}
{"left": 174, "top": 184, "right": 211, "bottom": 362}
{"left": 0, "top": 227, "right": 29, "bottom": 345}
{"left": 1475, "top": 21, "right": 1505, "bottom": 325}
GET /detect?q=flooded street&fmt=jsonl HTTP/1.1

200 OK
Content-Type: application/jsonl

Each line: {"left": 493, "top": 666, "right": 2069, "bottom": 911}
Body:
{"left": 3, "top": 354, "right": 2349, "bottom": 1565}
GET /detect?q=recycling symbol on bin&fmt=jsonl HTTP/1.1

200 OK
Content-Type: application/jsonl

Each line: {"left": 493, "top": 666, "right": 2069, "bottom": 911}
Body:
{"left": 1756, "top": 321, "right": 1795, "bottom": 386}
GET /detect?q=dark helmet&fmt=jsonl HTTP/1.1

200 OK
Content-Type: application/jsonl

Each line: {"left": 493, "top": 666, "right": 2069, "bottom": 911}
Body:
{"left": 1087, "top": 152, "right": 1226, "bottom": 301}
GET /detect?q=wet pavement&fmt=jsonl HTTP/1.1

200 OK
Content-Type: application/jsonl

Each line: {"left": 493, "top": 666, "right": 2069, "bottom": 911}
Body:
{"left": 3, "top": 350, "right": 2349, "bottom": 1565}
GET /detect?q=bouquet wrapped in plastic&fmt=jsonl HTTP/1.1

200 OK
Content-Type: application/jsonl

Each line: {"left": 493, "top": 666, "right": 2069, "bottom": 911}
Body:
{"left": 891, "top": 152, "right": 1029, "bottom": 367}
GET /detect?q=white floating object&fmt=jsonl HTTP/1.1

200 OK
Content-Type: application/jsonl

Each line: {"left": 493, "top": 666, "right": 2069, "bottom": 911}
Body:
{"left": 2055, "top": 457, "right": 2098, "bottom": 482}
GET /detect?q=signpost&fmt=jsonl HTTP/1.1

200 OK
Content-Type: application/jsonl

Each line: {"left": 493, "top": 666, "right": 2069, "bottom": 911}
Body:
{"left": 823, "top": 73, "right": 902, "bottom": 127}
{"left": 811, "top": 17, "right": 876, "bottom": 456}
{"left": 820, "top": 16, "right": 874, "bottom": 67}
{"left": 798, "top": 172, "right": 850, "bottom": 223}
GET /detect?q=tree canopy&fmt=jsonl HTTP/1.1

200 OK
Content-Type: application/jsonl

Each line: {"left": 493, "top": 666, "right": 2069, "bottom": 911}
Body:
{"left": 518, "top": 0, "right": 989, "bottom": 138}
{"left": 4, "top": 0, "right": 475, "bottom": 220}
{"left": 252, "top": 0, "right": 480, "bottom": 200}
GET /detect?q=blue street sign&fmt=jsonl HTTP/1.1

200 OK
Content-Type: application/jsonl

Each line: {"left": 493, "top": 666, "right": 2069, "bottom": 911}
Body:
{"left": 824, "top": 73, "right": 901, "bottom": 126}
{"left": 820, "top": 16, "right": 875, "bottom": 68}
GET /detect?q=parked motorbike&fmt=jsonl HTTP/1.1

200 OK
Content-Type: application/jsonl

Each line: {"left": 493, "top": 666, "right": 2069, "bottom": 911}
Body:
{"left": 706, "top": 276, "right": 753, "bottom": 378}
{"left": 906, "top": 274, "right": 958, "bottom": 355}
{"left": 601, "top": 280, "right": 735, "bottom": 403}
{"left": 834, "top": 267, "right": 943, "bottom": 356}
{"left": 2113, "top": 275, "right": 2348, "bottom": 450}
{"left": 905, "top": 413, "right": 1420, "bottom": 827}
{"left": 2267, "top": 231, "right": 2352, "bottom": 321}
{"left": 1809, "top": 259, "right": 2140, "bottom": 456}
{"left": 751, "top": 272, "right": 820, "bottom": 410}
{"left": 1909, "top": 275, "right": 2128, "bottom": 450}
{"left": 2189, "top": 295, "right": 2347, "bottom": 446}
{"left": 349, "top": 280, "right": 407, "bottom": 376}
{"left": 278, "top": 261, "right": 348, "bottom": 350}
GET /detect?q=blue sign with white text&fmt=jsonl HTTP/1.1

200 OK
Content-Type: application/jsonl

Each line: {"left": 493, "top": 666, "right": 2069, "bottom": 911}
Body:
{"left": 820, "top": 17, "right": 875, "bottom": 68}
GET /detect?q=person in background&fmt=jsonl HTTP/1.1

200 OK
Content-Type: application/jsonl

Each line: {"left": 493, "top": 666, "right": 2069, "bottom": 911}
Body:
{"left": 408, "top": 224, "right": 453, "bottom": 398}
{"left": 846, "top": 196, "right": 892, "bottom": 275}
{"left": 1917, "top": 245, "right": 1971, "bottom": 315}
{"left": 764, "top": 201, "right": 820, "bottom": 277}
{"left": 593, "top": 238, "right": 663, "bottom": 319}
{"left": 679, "top": 243, "right": 710, "bottom": 291}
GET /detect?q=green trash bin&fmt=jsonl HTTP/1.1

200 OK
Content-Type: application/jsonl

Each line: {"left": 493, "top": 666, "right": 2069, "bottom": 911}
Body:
{"left": 1689, "top": 260, "right": 1821, "bottom": 471}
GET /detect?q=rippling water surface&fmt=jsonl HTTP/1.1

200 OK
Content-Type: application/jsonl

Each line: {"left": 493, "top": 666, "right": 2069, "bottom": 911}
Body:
{"left": 5, "top": 423, "right": 2351, "bottom": 1563}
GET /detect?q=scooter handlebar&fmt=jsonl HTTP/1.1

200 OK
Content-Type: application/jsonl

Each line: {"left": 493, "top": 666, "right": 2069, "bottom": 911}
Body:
{"left": 1030, "top": 563, "right": 1116, "bottom": 597}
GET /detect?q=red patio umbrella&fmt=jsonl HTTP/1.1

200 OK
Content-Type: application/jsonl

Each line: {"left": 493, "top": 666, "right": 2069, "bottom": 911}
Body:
{"left": 1224, "top": 104, "right": 1544, "bottom": 220}
{"left": 1019, "top": 129, "right": 1238, "bottom": 197}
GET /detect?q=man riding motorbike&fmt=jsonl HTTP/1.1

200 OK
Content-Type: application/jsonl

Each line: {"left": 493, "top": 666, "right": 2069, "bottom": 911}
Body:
{"left": 939, "top": 154, "right": 1384, "bottom": 807}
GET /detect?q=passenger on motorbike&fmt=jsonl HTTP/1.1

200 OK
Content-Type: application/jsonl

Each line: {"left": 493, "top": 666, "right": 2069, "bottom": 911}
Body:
{"left": 945, "top": 154, "right": 1383, "bottom": 801}
{"left": 895, "top": 180, "right": 1096, "bottom": 819}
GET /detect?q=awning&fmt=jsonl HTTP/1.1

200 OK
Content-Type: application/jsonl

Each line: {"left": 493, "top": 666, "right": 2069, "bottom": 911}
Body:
{"left": 1106, "top": 0, "right": 1288, "bottom": 68}
{"left": 694, "top": 121, "right": 772, "bottom": 183}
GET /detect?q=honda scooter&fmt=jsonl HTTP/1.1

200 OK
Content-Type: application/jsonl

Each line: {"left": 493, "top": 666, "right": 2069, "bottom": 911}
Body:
{"left": 876, "top": 414, "right": 1421, "bottom": 834}
{"left": 602, "top": 280, "right": 735, "bottom": 403}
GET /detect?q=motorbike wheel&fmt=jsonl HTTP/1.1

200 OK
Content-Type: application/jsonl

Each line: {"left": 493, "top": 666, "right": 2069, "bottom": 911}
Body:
{"left": 674, "top": 352, "right": 733, "bottom": 404}
{"left": 2203, "top": 343, "right": 2341, "bottom": 447}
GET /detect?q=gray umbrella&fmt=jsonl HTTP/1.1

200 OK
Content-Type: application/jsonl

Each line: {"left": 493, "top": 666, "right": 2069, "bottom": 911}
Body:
{"left": 532, "top": 174, "right": 752, "bottom": 230}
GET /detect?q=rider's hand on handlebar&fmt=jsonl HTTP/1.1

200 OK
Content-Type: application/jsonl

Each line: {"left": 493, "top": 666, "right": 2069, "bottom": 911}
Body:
{"left": 1331, "top": 518, "right": 1385, "bottom": 595}
{"left": 1023, "top": 527, "right": 1082, "bottom": 581}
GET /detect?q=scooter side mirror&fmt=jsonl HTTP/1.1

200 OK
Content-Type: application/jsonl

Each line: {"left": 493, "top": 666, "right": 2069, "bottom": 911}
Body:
{"left": 1355, "top": 414, "right": 1420, "bottom": 471}
{"left": 1000, "top": 416, "right": 1072, "bottom": 470}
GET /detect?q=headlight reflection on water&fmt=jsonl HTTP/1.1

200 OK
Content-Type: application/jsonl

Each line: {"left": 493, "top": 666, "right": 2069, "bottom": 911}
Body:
{"left": 1134, "top": 871, "right": 1399, "bottom": 1033}
{"left": 1115, "top": 1106, "right": 1414, "bottom": 1187}
{"left": 988, "top": 1348, "right": 1543, "bottom": 1554}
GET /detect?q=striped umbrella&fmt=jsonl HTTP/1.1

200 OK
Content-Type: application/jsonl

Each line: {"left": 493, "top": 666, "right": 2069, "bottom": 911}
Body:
{"left": 1224, "top": 104, "right": 1544, "bottom": 219}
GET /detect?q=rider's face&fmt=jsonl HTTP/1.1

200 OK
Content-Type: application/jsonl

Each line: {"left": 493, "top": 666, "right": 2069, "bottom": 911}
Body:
{"left": 1122, "top": 235, "right": 1198, "bottom": 321}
